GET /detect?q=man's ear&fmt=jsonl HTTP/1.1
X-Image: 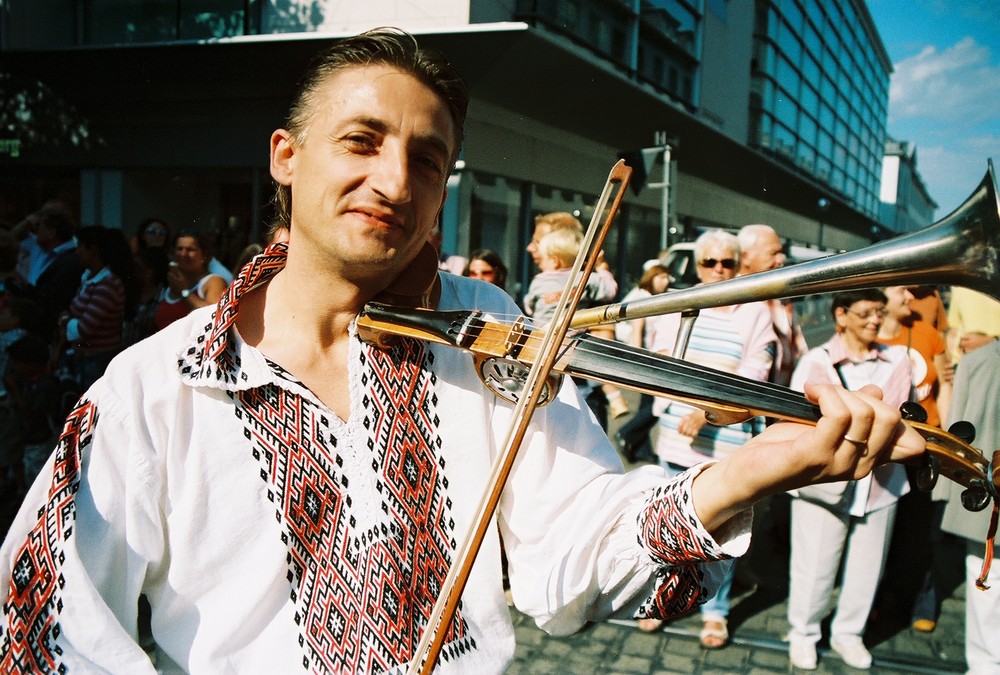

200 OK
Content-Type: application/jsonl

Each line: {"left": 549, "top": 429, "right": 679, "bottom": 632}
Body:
{"left": 270, "top": 129, "right": 295, "bottom": 186}
{"left": 833, "top": 307, "right": 847, "bottom": 330}
{"left": 434, "top": 186, "right": 448, "bottom": 228}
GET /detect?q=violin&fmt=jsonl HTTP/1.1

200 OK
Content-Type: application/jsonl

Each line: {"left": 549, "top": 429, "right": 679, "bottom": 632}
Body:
{"left": 357, "top": 301, "right": 1000, "bottom": 506}
{"left": 366, "top": 160, "right": 999, "bottom": 670}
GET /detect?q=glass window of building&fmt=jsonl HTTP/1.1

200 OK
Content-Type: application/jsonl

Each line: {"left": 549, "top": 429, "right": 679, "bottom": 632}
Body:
{"left": 80, "top": 0, "right": 253, "bottom": 44}
{"left": 748, "top": 0, "right": 890, "bottom": 219}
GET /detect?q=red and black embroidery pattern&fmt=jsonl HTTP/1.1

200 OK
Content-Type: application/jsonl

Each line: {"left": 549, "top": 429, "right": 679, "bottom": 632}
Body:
{"left": 0, "top": 399, "right": 97, "bottom": 673}
{"left": 237, "top": 337, "right": 473, "bottom": 673}
{"left": 635, "top": 472, "right": 722, "bottom": 620}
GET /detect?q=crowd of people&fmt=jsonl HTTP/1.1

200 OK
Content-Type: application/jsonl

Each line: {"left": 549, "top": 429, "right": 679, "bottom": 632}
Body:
{"left": 445, "top": 201, "right": 998, "bottom": 670}
{"left": 458, "top": 216, "right": 998, "bottom": 671}
{"left": 0, "top": 206, "right": 285, "bottom": 497}
{"left": 0, "top": 27, "right": 993, "bottom": 674}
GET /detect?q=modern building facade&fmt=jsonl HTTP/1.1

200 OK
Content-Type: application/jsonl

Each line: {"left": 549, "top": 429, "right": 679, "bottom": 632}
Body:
{"left": 880, "top": 137, "right": 937, "bottom": 234}
{"left": 1, "top": 0, "right": 900, "bottom": 296}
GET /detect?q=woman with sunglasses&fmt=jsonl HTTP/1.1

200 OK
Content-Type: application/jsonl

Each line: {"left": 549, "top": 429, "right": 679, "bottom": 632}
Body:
{"left": 131, "top": 218, "right": 172, "bottom": 254}
{"left": 784, "top": 289, "right": 912, "bottom": 670}
{"left": 639, "top": 229, "right": 777, "bottom": 646}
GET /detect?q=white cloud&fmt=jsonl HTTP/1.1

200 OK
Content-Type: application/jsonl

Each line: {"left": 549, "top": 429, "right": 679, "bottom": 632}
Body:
{"left": 889, "top": 37, "right": 1000, "bottom": 126}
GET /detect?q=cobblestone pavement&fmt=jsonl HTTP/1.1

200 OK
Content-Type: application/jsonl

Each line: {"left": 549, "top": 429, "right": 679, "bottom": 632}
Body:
{"left": 507, "top": 574, "right": 967, "bottom": 674}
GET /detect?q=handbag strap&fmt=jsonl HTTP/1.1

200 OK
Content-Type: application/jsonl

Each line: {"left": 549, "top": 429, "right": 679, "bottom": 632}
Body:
{"left": 823, "top": 347, "right": 851, "bottom": 389}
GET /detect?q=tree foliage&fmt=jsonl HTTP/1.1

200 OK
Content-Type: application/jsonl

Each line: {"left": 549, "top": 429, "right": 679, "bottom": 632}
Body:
{"left": 0, "top": 70, "right": 101, "bottom": 153}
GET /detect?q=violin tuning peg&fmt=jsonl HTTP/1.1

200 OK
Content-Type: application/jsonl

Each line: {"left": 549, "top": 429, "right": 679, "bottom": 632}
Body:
{"left": 961, "top": 482, "right": 992, "bottom": 512}
{"left": 947, "top": 420, "right": 977, "bottom": 444}
{"left": 914, "top": 455, "right": 939, "bottom": 493}
{"left": 899, "top": 401, "right": 928, "bottom": 423}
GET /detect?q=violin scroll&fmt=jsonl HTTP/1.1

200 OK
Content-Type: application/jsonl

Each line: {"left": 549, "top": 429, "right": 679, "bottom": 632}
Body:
{"left": 908, "top": 415, "right": 998, "bottom": 513}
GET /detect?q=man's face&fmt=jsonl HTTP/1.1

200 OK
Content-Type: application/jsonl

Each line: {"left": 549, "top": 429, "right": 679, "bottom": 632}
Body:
{"left": 35, "top": 224, "right": 57, "bottom": 252}
{"left": 270, "top": 64, "right": 455, "bottom": 283}
{"left": 742, "top": 230, "right": 785, "bottom": 274}
{"left": 527, "top": 223, "right": 552, "bottom": 269}
{"left": 884, "top": 285, "right": 914, "bottom": 319}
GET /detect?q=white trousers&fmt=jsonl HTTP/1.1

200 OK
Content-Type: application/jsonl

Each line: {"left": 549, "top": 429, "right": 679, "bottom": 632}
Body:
{"left": 966, "top": 540, "right": 1000, "bottom": 674}
{"left": 787, "top": 497, "right": 897, "bottom": 644}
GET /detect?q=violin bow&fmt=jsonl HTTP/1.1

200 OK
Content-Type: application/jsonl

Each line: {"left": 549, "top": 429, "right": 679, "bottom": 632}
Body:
{"left": 407, "top": 160, "right": 633, "bottom": 674}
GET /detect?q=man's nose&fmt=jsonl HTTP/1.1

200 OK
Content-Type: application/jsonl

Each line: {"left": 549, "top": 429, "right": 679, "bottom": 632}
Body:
{"left": 370, "top": 147, "right": 411, "bottom": 203}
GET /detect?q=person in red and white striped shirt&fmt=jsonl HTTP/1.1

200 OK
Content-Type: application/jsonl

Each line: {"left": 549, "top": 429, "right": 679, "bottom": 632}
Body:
{"left": 57, "top": 226, "right": 137, "bottom": 389}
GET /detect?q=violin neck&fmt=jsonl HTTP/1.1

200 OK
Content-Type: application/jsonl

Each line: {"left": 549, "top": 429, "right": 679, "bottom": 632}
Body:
{"left": 359, "top": 303, "right": 820, "bottom": 427}
{"left": 567, "top": 333, "right": 821, "bottom": 425}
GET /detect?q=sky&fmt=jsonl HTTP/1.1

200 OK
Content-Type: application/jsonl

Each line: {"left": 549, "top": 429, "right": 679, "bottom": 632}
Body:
{"left": 866, "top": 0, "right": 1000, "bottom": 217}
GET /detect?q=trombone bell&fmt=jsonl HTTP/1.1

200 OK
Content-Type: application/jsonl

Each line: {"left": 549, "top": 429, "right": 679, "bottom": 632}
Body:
{"left": 572, "top": 160, "right": 1000, "bottom": 328}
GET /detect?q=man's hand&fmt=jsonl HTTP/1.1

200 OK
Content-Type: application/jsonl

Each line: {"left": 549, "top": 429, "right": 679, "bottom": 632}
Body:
{"left": 690, "top": 382, "right": 925, "bottom": 535}
{"left": 959, "top": 332, "right": 996, "bottom": 354}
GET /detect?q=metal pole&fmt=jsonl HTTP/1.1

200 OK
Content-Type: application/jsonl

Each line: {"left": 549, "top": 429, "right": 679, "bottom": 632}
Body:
{"left": 660, "top": 143, "right": 672, "bottom": 251}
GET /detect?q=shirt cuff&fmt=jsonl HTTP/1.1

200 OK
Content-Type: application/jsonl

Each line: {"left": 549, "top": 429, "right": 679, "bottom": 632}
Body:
{"left": 637, "top": 463, "right": 752, "bottom": 565}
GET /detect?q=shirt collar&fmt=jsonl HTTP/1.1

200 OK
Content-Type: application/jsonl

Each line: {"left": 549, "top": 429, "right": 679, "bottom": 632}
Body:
{"left": 80, "top": 266, "right": 111, "bottom": 286}
{"left": 52, "top": 237, "right": 77, "bottom": 255}
{"left": 825, "top": 331, "right": 892, "bottom": 364}
{"left": 177, "top": 242, "right": 288, "bottom": 391}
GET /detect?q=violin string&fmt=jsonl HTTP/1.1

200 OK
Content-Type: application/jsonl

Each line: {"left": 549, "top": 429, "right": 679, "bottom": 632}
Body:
{"left": 458, "top": 315, "right": 810, "bottom": 417}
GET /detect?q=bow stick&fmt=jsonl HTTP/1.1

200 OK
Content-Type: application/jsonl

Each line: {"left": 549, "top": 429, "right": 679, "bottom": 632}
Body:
{"left": 406, "top": 160, "right": 632, "bottom": 674}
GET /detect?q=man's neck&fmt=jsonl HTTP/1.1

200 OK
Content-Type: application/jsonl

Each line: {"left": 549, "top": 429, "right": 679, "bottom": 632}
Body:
{"left": 249, "top": 265, "right": 368, "bottom": 348}
{"left": 878, "top": 316, "right": 903, "bottom": 341}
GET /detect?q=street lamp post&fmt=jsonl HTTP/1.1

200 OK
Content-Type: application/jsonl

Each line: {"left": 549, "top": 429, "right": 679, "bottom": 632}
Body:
{"left": 817, "top": 197, "right": 830, "bottom": 250}
{"left": 647, "top": 130, "right": 675, "bottom": 250}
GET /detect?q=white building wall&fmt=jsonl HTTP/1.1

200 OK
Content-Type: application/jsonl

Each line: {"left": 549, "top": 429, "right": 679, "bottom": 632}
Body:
{"left": 880, "top": 155, "right": 900, "bottom": 203}
{"left": 316, "top": 0, "right": 473, "bottom": 32}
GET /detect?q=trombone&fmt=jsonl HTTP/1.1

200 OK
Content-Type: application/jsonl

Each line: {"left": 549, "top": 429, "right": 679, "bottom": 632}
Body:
{"left": 570, "top": 160, "right": 1000, "bottom": 331}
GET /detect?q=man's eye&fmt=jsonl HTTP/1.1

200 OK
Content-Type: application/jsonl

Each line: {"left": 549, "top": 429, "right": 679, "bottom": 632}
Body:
{"left": 415, "top": 153, "right": 444, "bottom": 175}
{"left": 342, "top": 135, "right": 376, "bottom": 152}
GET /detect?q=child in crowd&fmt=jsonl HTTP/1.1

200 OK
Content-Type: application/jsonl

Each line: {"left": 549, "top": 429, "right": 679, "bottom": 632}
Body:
{"left": 523, "top": 228, "right": 629, "bottom": 421}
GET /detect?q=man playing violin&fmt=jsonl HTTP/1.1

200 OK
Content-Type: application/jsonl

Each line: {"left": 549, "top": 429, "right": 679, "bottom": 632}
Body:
{"left": 0, "top": 28, "right": 924, "bottom": 673}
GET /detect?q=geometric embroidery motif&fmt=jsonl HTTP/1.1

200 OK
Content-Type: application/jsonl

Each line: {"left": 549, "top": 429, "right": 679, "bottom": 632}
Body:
{"left": 1, "top": 399, "right": 97, "bottom": 674}
{"left": 635, "top": 472, "right": 716, "bottom": 621}
{"left": 237, "top": 337, "right": 474, "bottom": 673}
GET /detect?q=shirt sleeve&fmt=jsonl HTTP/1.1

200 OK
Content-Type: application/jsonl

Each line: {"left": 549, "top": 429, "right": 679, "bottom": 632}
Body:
{"left": 736, "top": 303, "right": 777, "bottom": 383}
{"left": 497, "top": 379, "right": 751, "bottom": 636}
{"left": 789, "top": 348, "right": 835, "bottom": 392}
{"left": 0, "top": 386, "right": 161, "bottom": 673}
{"left": 584, "top": 268, "right": 619, "bottom": 304}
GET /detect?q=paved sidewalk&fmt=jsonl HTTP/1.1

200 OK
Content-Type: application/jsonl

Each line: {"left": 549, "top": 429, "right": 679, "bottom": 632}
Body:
{"left": 505, "top": 487, "right": 970, "bottom": 674}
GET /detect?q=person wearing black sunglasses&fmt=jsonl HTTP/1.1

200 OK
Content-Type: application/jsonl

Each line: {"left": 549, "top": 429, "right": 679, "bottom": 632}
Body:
{"left": 640, "top": 229, "right": 777, "bottom": 646}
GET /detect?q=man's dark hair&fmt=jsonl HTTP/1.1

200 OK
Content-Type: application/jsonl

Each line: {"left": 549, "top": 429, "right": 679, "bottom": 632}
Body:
{"left": 274, "top": 27, "right": 469, "bottom": 228}
{"left": 77, "top": 225, "right": 140, "bottom": 318}
{"left": 35, "top": 204, "right": 77, "bottom": 242}
{"left": 829, "top": 288, "right": 887, "bottom": 319}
